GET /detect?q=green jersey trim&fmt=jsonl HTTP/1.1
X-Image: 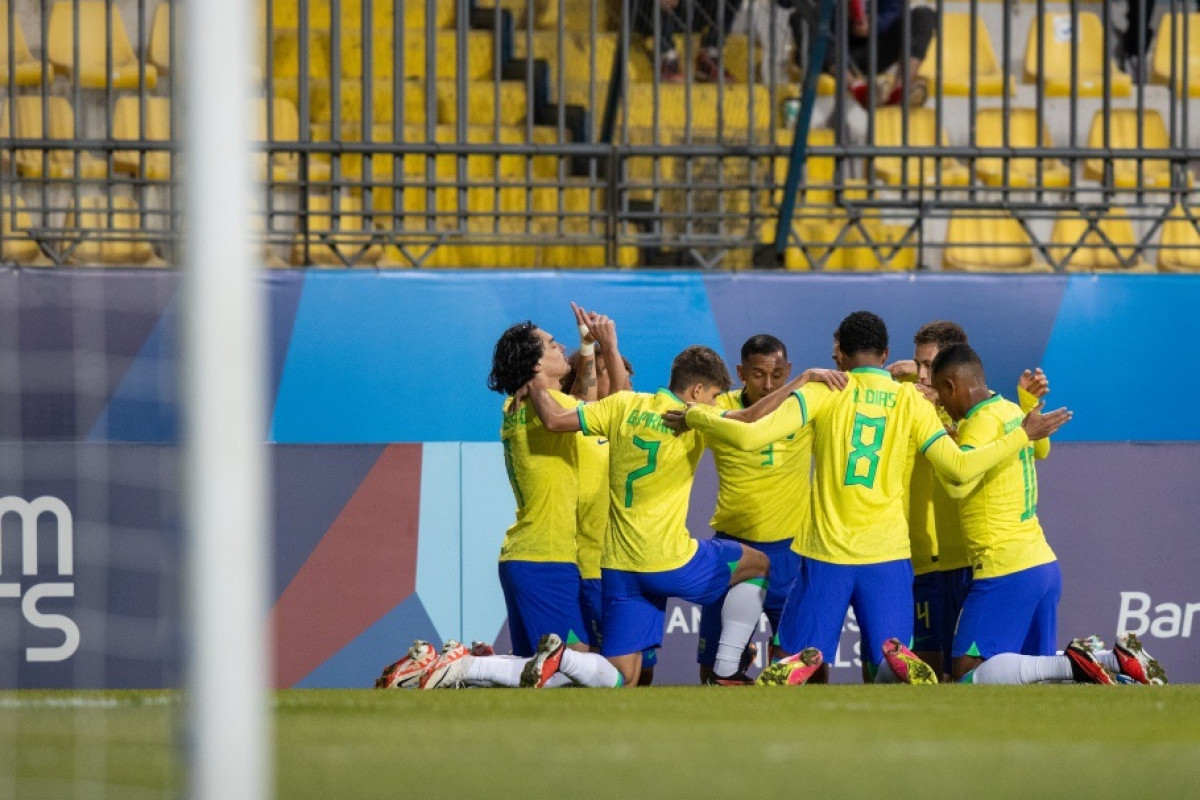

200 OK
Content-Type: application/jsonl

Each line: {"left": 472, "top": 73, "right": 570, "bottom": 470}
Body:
{"left": 659, "top": 388, "right": 686, "bottom": 405}
{"left": 577, "top": 406, "right": 592, "bottom": 435}
{"left": 850, "top": 366, "right": 892, "bottom": 378}
{"left": 964, "top": 393, "right": 1002, "bottom": 420}
{"left": 919, "top": 429, "right": 948, "bottom": 454}
{"left": 792, "top": 390, "right": 809, "bottom": 425}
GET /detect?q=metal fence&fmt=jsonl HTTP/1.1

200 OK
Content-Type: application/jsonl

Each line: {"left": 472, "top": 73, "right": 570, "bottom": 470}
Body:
{"left": 1, "top": 0, "right": 1198, "bottom": 269}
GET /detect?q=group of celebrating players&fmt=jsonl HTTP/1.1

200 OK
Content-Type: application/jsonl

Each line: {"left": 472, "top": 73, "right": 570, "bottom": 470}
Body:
{"left": 376, "top": 303, "right": 1168, "bottom": 690}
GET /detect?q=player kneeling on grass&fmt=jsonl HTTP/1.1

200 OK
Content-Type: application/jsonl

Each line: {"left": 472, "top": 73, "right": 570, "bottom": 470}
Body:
{"left": 929, "top": 344, "right": 1167, "bottom": 686}
{"left": 522, "top": 346, "right": 846, "bottom": 687}
{"left": 673, "top": 312, "right": 1072, "bottom": 687}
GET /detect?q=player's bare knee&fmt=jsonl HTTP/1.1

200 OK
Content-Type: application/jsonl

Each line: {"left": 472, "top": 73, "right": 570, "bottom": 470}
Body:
{"left": 735, "top": 546, "right": 769, "bottom": 580}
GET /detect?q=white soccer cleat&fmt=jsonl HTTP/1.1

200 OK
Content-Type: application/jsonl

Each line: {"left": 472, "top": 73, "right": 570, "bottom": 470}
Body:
{"left": 374, "top": 640, "right": 438, "bottom": 689}
{"left": 419, "top": 640, "right": 472, "bottom": 689}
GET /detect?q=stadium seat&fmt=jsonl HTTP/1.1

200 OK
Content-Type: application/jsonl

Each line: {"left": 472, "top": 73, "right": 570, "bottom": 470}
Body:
{"left": 1049, "top": 208, "right": 1152, "bottom": 271}
{"left": 871, "top": 107, "right": 970, "bottom": 187}
{"left": 63, "top": 195, "right": 164, "bottom": 266}
{"left": 974, "top": 108, "right": 1071, "bottom": 188}
{"left": 47, "top": 1, "right": 159, "bottom": 89}
{"left": 292, "top": 193, "right": 383, "bottom": 266}
{"left": 575, "top": 83, "right": 774, "bottom": 132}
{"left": 148, "top": 2, "right": 171, "bottom": 73}
{"left": 435, "top": 80, "right": 531, "bottom": 127}
{"left": 275, "top": 77, "right": 429, "bottom": 126}
{"left": 334, "top": 29, "right": 494, "bottom": 81}
{"left": 943, "top": 210, "right": 1051, "bottom": 272}
{"left": 918, "top": 13, "right": 1011, "bottom": 96}
{"left": 252, "top": 97, "right": 332, "bottom": 183}
{"left": 0, "top": 97, "right": 106, "bottom": 179}
{"left": 0, "top": 2, "right": 47, "bottom": 86}
{"left": 1023, "top": 12, "right": 1131, "bottom": 97}
{"left": 1, "top": 197, "right": 47, "bottom": 265}
{"left": 113, "top": 97, "right": 172, "bottom": 181}
{"left": 1150, "top": 13, "right": 1200, "bottom": 97}
{"left": 1156, "top": 205, "right": 1200, "bottom": 272}
{"left": 1083, "top": 109, "right": 1174, "bottom": 189}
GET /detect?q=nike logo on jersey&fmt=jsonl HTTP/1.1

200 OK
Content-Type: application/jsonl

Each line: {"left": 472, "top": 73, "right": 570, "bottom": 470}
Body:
{"left": 597, "top": 439, "right": 609, "bottom": 445}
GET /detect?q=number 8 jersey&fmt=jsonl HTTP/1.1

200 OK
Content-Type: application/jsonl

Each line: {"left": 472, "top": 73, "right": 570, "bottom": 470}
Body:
{"left": 577, "top": 389, "right": 705, "bottom": 573}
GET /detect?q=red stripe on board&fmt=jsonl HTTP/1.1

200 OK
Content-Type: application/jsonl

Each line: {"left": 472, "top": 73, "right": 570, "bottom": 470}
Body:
{"left": 271, "top": 444, "right": 422, "bottom": 687}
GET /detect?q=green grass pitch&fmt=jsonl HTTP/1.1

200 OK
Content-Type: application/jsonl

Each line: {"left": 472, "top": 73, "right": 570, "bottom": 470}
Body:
{"left": 3, "top": 686, "right": 1199, "bottom": 798}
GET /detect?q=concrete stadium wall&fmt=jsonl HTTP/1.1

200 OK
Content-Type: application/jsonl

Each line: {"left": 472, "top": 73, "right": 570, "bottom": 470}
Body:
{"left": 1, "top": 269, "right": 1197, "bottom": 687}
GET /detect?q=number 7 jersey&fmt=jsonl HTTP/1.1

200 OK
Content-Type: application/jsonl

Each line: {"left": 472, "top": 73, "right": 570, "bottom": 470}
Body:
{"left": 796, "top": 367, "right": 949, "bottom": 565}
{"left": 577, "top": 389, "right": 705, "bottom": 573}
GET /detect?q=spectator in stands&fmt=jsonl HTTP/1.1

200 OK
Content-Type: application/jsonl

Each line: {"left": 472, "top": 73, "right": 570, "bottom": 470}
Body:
{"left": 823, "top": 0, "right": 936, "bottom": 108}
{"left": 1117, "top": 0, "right": 1199, "bottom": 78}
{"left": 633, "top": 0, "right": 745, "bottom": 82}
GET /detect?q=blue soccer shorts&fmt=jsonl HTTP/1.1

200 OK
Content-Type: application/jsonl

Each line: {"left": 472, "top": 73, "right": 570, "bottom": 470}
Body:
{"left": 912, "top": 570, "right": 944, "bottom": 654}
{"left": 776, "top": 556, "right": 914, "bottom": 667}
{"left": 498, "top": 560, "right": 590, "bottom": 658}
{"left": 600, "top": 538, "right": 745, "bottom": 658}
{"left": 696, "top": 534, "right": 798, "bottom": 666}
{"left": 951, "top": 560, "right": 1061, "bottom": 660}
{"left": 580, "top": 577, "right": 604, "bottom": 649}
{"left": 939, "top": 566, "right": 973, "bottom": 663}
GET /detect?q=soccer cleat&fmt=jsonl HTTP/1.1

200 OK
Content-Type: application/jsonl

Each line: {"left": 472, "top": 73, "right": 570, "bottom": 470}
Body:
{"left": 418, "top": 640, "right": 471, "bottom": 689}
{"left": 520, "top": 633, "right": 566, "bottom": 688}
{"left": 740, "top": 641, "right": 759, "bottom": 674}
{"left": 1065, "top": 636, "right": 1117, "bottom": 685}
{"left": 704, "top": 671, "right": 754, "bottom": 686}
{"left": 882, "top": 638, "right": 939, "bottom": 685}
{"left": 469, "top": 641, "right": 496, "bottom": 657}
{"left": 1114, "top": 632, "right": 1168, "bottom": 685}
{"left": 374, "top": 640, "right": 438, "bottom": 689}
{"left": 756, "top": 647, "right": 823, "bottom": 686}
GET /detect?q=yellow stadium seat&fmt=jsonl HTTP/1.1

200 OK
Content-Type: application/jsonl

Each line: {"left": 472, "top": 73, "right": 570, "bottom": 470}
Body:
{"left": 64, "top": 196, "right": 164, "bottom": 266}
{"left": 1083, "top": 109, "right": 1174, "bottom": 189}
{"left": 252, "top": 97, "right": 332, "bottom": 183}
{"left": 148, "top": 2, "right": 171, "bottom": 73}
{"left": 871, "top": 107, "right": 970, "bottom": 187}
{"left": 0, "top": 97, "right": 106, "bottom": 179}
{"left": 275, "top": 77, "right": 429, "bottom": 126}
{"left": 1023, "top": 12, "right": 1131, "bottom": 97}
{"left": 943, "top": 210, "right": 1051, "bottom": 272}
{"left": 974, "top": 108, "right": 1071, "bottom": 188}
{"left": 292, "top": 193, "right": 382, "bottom": 266}
{"left": 1049, "top": 208, "right": 1152, "bottom": 271}
{"left": 1, "top": 198, "right": 47, "bottom": 265}
{"left": 113, "top": 97, "right": 172, "bottom": 181}
{"left": 47, "top": 1, "right": 158, "bottom": 89}
{"left": 336, "top": 29, "right": 494, "bottom": 81}
{"left": 573, "top": 82, "right": 774, "bottom": 132}
{"left": 1157, "top": 205, "right": 1200, "bottom": 272}
{"left": 1150, "top": 13, "right": 1200, "bottom": 97}
{"left": 0, "top": 2, "right": 47, "bottom": 86}
{"left": 436, "top": 80, "right": 530, "bottom": 126}
{"left": 919, "top": 13, "right": 1012, "bottom": 96}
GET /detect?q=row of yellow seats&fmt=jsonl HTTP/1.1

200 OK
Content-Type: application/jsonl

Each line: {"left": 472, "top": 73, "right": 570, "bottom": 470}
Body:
{"left": 867, "top": 107, "right": 1185, "bottom": 190}
{"left": 768, "top": 206, "right": 1200, "bottom": 272}
{"left": 0, "top": 195, "right": 163, "bottom": 265}
{"left": 0, "top": 1, "right": 165, "bottom": 88}
{"left": 921, "top": 12, "right": 1200, "bottom": 98}
{"left": 0, "top": 95, "right": 328, "bottom": 182}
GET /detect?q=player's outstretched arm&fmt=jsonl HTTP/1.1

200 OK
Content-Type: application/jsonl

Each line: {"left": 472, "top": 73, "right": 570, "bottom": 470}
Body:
{"left": 682, "top": 397, "right": 808, "bottom": 451}
{"left": 925, "top": 402, "right": 1071, "bottom": 483}
{"left": 586, "top": 308, "right": 631, "bottom": 394}
{"left": 568, "top": 301, "right": 599, "bottom": 401}
{"left": 1021, "top": 401, "right": 1071, "bottom": 441}
{"left": 522, "top": 381, "right": 583, "bottom": 433}
{"left": 1017, "top": 368, "right": 1052, "bottom": 460}
{"left": 724, "top": 368, "right": 847, "bottom": 423}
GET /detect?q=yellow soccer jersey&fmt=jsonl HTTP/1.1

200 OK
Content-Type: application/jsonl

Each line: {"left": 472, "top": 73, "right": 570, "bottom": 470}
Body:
{"left": 578, "top": 389, "right": 703, "bottom": 573}
{"left": 906, "top": 447, "right": 939, "bottom": 575}
{"left": 575, "top": 432, "right": 609, "bottom": 580}
{"left": 949, "top": 394, "right": 1057, "bottom": 579}
{"left": 708, "top": 389, "right": 813, "bottom": 543}
{"left": 498, "top": 389, "right": 580, "bottom": 564}
{"left": 686, "top": 368, "right": 1035, "bottom": 565}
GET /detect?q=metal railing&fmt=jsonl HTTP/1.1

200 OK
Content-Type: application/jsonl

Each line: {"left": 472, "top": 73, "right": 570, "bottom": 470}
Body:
{"left": 1, "top": 0, "right": 1198, "bottom": 269}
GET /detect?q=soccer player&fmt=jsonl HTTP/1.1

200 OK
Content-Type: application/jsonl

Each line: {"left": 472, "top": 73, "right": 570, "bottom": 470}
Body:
{"left": 380, "top": 305, "right": 631, "bottom": 690}
{"left": 675, "top": 311, "right": 1072, "bottom": 685}
{"left": 930, "top": 344, "right": 1167, "bottom": 686}
{"left": 523, "top": 345, "right": 843, "bottom": 687}
{"left": 696, "top": 334, "right": 830, "bottom": 682}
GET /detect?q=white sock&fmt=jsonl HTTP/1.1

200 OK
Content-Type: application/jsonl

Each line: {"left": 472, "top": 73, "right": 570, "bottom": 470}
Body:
{"left": 558, "top": 648, "right": 623, "bottom": 688}
{"left": 713, "top": 580, "right": 767, "bottom": 677}
{"left": 967, "top": 653, "right": 1074, "bottom": 684}
{"left": 463, "top": 655, "right": 525, "bottom": 688}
